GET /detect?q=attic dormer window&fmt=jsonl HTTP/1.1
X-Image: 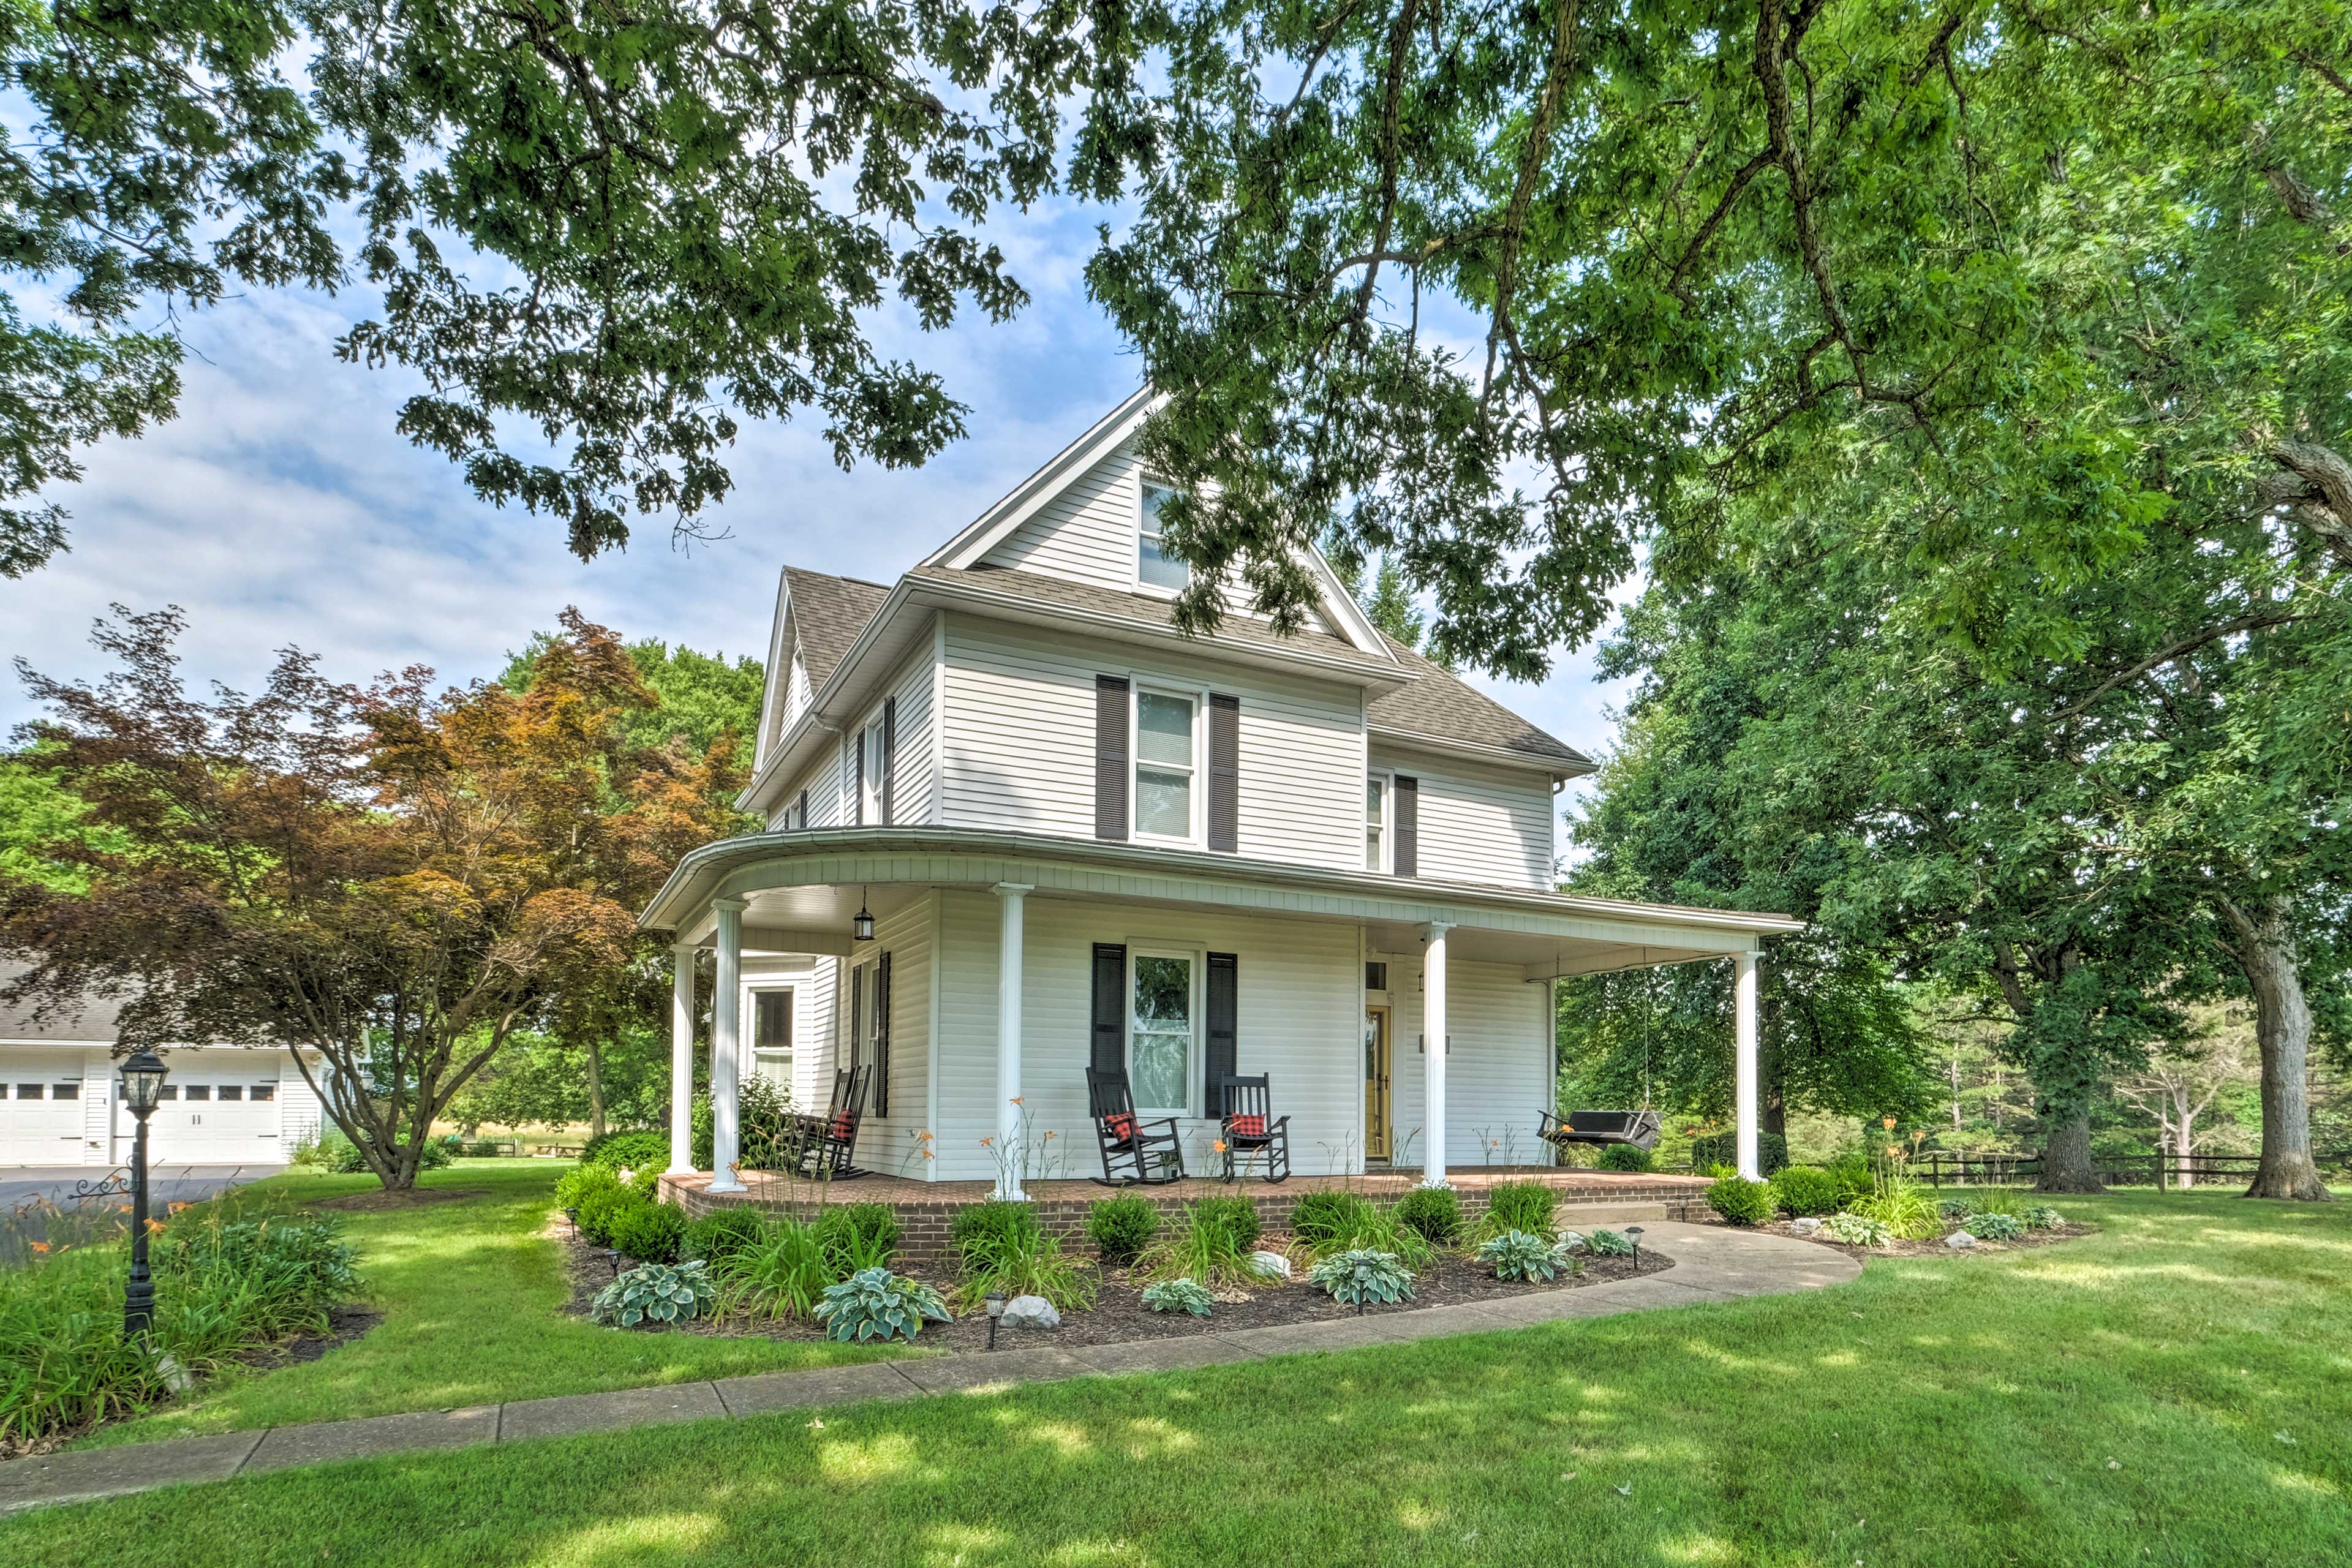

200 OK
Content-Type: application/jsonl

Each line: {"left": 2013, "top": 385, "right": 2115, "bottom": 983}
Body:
{"left": 1139, "top": 483, "right": 1188, "bottom": 592}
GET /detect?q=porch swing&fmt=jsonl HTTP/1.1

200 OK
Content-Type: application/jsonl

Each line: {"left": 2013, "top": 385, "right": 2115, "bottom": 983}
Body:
{"left": 1538, "top": 965, "right": 1664, "bottom": 1156}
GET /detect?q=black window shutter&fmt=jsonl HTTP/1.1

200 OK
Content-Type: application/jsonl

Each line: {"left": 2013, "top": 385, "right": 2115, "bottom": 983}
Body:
{"left": 1095, "top": 675, "right": 1131, "bottom": 840}
{"left": 849, "top": 963, "right": 864, "bottom": 1079}
{"left": 1090, "top": 943, "right": 1127, "bottom": 1076}
{"left": 880, "top": 696, "right": 897, "bottom": 825}
{"left": 1393, "top": 775, "right": 1419, "bottom": 876}
{"left": 1207, "top": 693, "right": 1239, "bottom": 852}
{"left": 873, "top": 951, "right": 891, "bottom": 1116}
{"left": 796, "top": 787, "right": 808, "bottom": 829}
{"left": 1205, "top": 952, "right": 1237, "bottom": 1112}
{"left": 852, "top": 731, "right": 865, "bottom": 826}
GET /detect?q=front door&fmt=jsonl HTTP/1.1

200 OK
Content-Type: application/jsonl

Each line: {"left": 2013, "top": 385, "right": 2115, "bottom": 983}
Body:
{"left": 1363, "top": 1006, "right": 1392, "bottom": 1159}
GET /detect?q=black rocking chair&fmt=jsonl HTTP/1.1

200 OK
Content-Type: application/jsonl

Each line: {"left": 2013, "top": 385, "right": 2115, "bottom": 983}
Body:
{"left": 792, "top": 1064, "right": 873, "bottom": 1180}
{"left": 1087, "top": 1068, "right": 1186, "bottom": 1185}
{"left": 1537, "top": 1108, "right": 1662, "bottom": 1155}
{"left": 1216, "top": 1074, "right": 1292, "bottom": 1183}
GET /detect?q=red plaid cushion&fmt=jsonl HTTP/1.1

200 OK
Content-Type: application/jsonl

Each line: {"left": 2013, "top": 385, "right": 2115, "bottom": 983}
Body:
{"left": 1103, "top": 1112, "right": 1136, "bottom": 1142}
{"left": 1229, "top": 1114, "right": 1266, "bottom": 1137}
{"left": 829, "top": 1112, "right": 854, "bottom": 1140}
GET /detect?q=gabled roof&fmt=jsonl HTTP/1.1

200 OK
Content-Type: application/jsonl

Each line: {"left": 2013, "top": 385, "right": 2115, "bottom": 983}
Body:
{"left": 914, "top": 564, "right": 1376, "bottom": 666}
{"left": 1368, "top": 638, "right": 1594, "bottom": 772}
{"left": 780, "top": 567, "right": 889, "bottom": 688}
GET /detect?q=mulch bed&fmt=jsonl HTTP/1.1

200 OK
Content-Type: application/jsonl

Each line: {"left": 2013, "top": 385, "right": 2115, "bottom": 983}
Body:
{"left": 238, "top": 1305, "right": 384, "bottom": 1370}
{"left": 312, "top": 1188, "right": 488, "bottom": 1213}
{"left": 558, "top": 1232, "right": 1674, "bottom": 1353}
{"left": 1743, "top": 1216, "right": 2100, "bottom": 1260}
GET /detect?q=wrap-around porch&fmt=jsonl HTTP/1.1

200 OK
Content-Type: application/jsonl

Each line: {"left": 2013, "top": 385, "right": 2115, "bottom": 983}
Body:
{"left": 636, "top": 827, "right": 1799, "bottom": 1200}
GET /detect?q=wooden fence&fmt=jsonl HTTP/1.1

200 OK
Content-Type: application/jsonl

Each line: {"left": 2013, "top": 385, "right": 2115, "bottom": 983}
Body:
{"left": 1904, "top": 1149, "right": 2348, "bottom": 1189}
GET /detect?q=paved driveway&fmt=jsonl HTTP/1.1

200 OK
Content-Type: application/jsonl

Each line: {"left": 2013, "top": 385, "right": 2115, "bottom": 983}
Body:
{"left": 1, "top": 1164, "right": 287, "bottom": 1211}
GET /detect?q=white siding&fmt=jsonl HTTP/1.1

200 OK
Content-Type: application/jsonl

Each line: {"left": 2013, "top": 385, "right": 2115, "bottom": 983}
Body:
{"left": 980, "top": 437, "right": 1330, "bottom": 631}
{"left": 927, "top": 892, "right": 1365, "bottom": 1182}
{"left": 939, "top": 614, "right": 1366, "bottom": 872}
{"left": 884, "top": 641, "right": 937, "bottom": 826}
{"left": 769, "top": 736, "right": 848, "bottom": 831}
{"left": 857, "top": 895, "right": 934, "bottom": 1178}
{"left": 1374, "top": 748, "right": 1557, "bottom": 889}
{"left": 1378, "top": 950, "right": 1555, "bottom": 1171}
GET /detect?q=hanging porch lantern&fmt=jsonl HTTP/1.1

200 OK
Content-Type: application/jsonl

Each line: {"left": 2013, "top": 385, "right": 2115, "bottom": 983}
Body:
{"left": 851, "top": 888, "right": 875, "bottom": 943}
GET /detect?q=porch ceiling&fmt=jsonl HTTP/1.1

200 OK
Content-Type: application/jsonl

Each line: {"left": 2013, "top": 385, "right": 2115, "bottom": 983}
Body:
{"left": 656, "top": 826, "right": 1801, "bottom": 970}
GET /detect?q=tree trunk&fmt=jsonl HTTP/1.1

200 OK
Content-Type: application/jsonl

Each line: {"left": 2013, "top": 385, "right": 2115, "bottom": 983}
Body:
{"left": 2036, "top": 1114, "right": 2105, "bottom": 1193}
{"left": 2223, "top": 896, "right": 2334, "bottom": 1202}
{"left": 586, "top": 1037, "right": 608, "bottom": 1142}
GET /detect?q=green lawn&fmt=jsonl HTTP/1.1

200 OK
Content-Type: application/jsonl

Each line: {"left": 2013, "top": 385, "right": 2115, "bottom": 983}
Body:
{"left": 12, "top": 1190, "right": 2348, "bottom": 1566}
{"left": 76, "top": 1161, "right": 894, "bottom": 1448}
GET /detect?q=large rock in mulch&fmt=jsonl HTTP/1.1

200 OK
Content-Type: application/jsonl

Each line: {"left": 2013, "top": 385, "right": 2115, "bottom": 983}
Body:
{"left": 1248, "top": 1251, "right": 1292, "bottom": 1280}
{"left": 1944, "top": 1231, "right": 1978, "bottom": 1250}
{"left": 1790, "top": 1218, "right": 1823, "bottom": 1237}
{"left": 1001, "top": 1295, "right": 1061, "bottom": 1329}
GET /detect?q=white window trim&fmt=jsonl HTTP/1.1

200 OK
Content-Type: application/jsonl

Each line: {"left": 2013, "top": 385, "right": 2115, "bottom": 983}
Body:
{"left": 1365, "top": 769, "right": 1393, "bottom": 874}
{"left": 1128, "top": 678, "right": 1207, "bottom": 848}
{"left": 857, "top": 707, "right": 889, "bottom": 825}
{"left": 843, "top": 959, "right": 880, "bottom": 1077}
{"left": 1126, "top": 944, "right": 1204, "bottom": 1119}
{"left": 745, "top": 983, "right": 796, "bottom": 1090}
{"left": 1136, "top": 478, "right": 1189, "bottom": 598}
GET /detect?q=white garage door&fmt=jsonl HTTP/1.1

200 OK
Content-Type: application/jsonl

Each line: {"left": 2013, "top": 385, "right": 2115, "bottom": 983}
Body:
{"left": 0, "top": 1055, "right": 89, "bottom": 1164}
{"left": 139, "top": 1075, "right": 284, "bottom": 1163}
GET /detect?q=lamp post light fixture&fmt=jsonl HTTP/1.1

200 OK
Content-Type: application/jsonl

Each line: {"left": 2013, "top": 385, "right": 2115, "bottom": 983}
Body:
{"left": 605, "top": 1248, "right": 624, "bottom": 1281}
{"left": 563, "top": 1207, "right": 579, "bottom": 1238}
{"left": 984, "top": 1290, "right": 1006, "bottom": 1351}
{"left": 1624, "top": 1226, "right": 1645, "bottom": 1268}
{"left": 116, "top": 1050, "right": 170, "bottom": 1340}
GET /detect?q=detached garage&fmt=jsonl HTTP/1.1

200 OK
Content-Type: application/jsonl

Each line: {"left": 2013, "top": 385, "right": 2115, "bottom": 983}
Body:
{"left": 1, "top": 965, "right": 322, "bottom": 1169}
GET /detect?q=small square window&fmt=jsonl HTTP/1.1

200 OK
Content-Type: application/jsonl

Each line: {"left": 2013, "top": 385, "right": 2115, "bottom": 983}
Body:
{"left": 250, "top": 1084, "right": 276, "bottom": 1102}
{"left": 158, "top": 1084, "right": 179, "bottom": 1101}
{"left": 52, "top": 1082, "right": 80, "bottom": 1101}
{"left": 15, "top": 1084, "right": 42, "bottom": 1101}
{"left": 1365, "top": 962, "right": 1389, "bottom": 991}
{"left": 218, "top": 1085, "right": 243, "bottom": 1101}
{"left": 186, "top": 1085, "right": 212, "bottom": 1102}
{"left": 753, "top": 990, "right": 793, "bottom": 1051}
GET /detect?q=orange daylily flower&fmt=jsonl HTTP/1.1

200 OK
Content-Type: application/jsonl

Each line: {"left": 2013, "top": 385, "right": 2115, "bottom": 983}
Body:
{"left": 1043, "top": 1129, "right": 1057, "bottom": 1140}
{"left": 979, "top": 1136, "right": 995, "bottom": 1148}
{"left": 167, "top": 1201, "right": 190, "bottom": 1215}
{"left": 923, "top": 1150, "right": 936, "bottom": 1160}
{"left": 28, "top": 1241, "right": 48, "bottom": 1254}
{"left": 1212, "top": 1139, "right": 1228, "bottom": 1153}
{"left": 146, "top": 1218, "right": 166, "bottom": 1235}
{"left": 1009, "top": 1096, "right": 1024, "bottom": 1106}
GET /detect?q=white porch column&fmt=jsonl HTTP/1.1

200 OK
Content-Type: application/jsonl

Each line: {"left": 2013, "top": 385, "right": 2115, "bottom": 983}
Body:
{"left": 993, "top": 883, "right": 1031, "bottom": 1200}
{"left": 708, "top": 898, "right": 747, "bottom": 1193}
{"left": 1422, "top": 921, "right": 1452, "bottom": 1187}
{"left": 1734, "top": 949, "right": 1761, "bottom": 1181}
{"left": 666, "top": 940, "right": 697, "bottom": 1175}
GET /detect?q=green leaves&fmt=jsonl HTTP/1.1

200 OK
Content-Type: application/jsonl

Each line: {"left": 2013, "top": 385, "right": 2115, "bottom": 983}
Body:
{"left": 590, "top": 1259, "right": 715, "bottom": 1328}
{"left": 813, "top": 1266, "right": 951, "bottom": 1343}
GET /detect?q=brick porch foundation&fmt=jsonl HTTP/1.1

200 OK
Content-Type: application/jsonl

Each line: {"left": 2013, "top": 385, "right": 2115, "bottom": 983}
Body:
{"left": 658, "top": 1166, "right": 1712, "bottom": 1267}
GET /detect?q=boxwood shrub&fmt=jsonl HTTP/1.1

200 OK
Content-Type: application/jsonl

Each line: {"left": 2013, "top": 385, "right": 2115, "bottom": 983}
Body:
{"left": 1597, "top": 1143, "right": 1653, "bottom": 1172}
{"left": 682, "top": 1207, "right": 768, "bottom": 1265}
{"left": 609, "top": 1200, "right": 688, "bottom": 1264}
{"left": 1188, "top": 1195, "right": 1262, "bottom": 1253}
{"left": 815, "top": 1203, "right": 902, "bottom": 1271}
{"left": 1392, "top": 1185, "right": 1463, "bottom": 1245}
{"left": 1085, "top": 1194, "right": 1161, "bottom": 1264}
{"left": 581, "top": 1130, "right": 670, "bottom": 1172}
{"left": 1691, "top": 1129, "right": 1789, "bottom": 1178}
{"left": 1705, "top": 1175, "right": 1776, "bottom": 1227}
{"left": 1770, "top": 1166, "right": 1845, "bottom": 1218}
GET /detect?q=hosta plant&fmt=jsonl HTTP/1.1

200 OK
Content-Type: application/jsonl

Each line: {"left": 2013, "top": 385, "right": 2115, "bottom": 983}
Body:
{"left": 1820, "top": 1212, "right": 1894, "bottom": 1248}
{"left": 1308, "top": 1249, "right": 1414, "bottom": 1307}
{"left": 590, "top": 1261, "right": 715, "bottom": 1329}
{"left": 1586, "top": 1229, "right": 1635, "bottom": 1257}
{"left": 2024, "top": 1205, "right": 2065, "bottom": 1232}
{"left": 1937, "top": 1197, "right": 1975, "bottom": 1221}
{"left": 815, "top": 1268, "right": 951, "bottom": 1344}
{"left": 1962, "top": 1212, "right": 2025, "bottom": 1242}
{"left": 1141, "top": 1278, "right": 1215, "bottom": 1317}
{"left": 1476, "top": 1229, "right": 1577, "bottom": 1283}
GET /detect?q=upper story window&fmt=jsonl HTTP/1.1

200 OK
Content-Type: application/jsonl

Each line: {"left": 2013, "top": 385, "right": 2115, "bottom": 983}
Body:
{"left": 1365, "top": 773, "right": 1389, "bottom": 872}
{"left": 1134, "top": 687, "right": 1198, "bottom": 842}
{"left": 1138, "top": 483, "right": 1189, "bottom": 592}
{"left": 853, "top": 711, "right": 888, "bottom": 823}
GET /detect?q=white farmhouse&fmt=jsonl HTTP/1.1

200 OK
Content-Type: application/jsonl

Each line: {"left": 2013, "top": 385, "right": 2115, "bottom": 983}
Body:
{"left": 641, "top": 391, "right": 1797, "bottom": 1197}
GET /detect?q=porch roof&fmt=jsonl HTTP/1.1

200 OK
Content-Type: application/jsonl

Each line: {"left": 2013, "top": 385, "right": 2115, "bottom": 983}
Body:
{"left": 638, "top": 826, "right": 1804, "bottom": 978}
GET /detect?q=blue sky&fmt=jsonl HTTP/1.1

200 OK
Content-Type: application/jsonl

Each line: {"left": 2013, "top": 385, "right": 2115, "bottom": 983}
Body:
{"left": 0, "top": 195, "right": 1634, "bottom": 853}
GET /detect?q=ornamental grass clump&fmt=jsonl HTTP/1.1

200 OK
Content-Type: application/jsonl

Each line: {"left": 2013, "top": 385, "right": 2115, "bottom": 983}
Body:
{"left": 1849, "top": 1163, "right": 1942, "bottom": 1240}
{"left": 1289, "top": 1189, "right": 1376, "bottom": 1248}
{"left": 1309, "top": 1249, "right": 1414, "bottom": 1306}
{"left": 712, "top": 1218, "right": 832, "bottom": 1321}
{"left": 1147, "top": 1200, "right": 1268, "bottom": 1288}
{"left": 816, "top": 1268, "right": 951, "bottom": 1343}
{"left": 681, "top": 1207, "right": 767, "bottom": 1266}
{"left": 953, "top": 1200, "right": 1098, "bottom": 1311}
{"left": 590, "top": 1261, "right": 715, "bottom": 1329}
{"left": 1141, "top": 1278, "right": 1214, "bottom": 1317}
{"left": 1476, "top": 1229, "right": 1577, "bottom": 1283}
{"left": 1477, "top": 1180, "right": 1558, "bottom": 1240}
{"left": 814, "top": 1204, "right": 901, "bottom": 1273}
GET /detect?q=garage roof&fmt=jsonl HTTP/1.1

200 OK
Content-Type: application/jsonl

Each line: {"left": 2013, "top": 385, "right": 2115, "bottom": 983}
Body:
{"left": 0, "top": 962, "right": 124, "bottom": 1043}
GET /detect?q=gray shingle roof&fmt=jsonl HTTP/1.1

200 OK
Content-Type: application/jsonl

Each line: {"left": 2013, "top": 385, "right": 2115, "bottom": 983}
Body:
{"left": 782, "top": 567, "right": 890, "bottom": 688}
{"left": 0, "top": 962, "right": 124, "bottom": 1042}
{"left": 1367, "top": 637, "right": 1592, "bottom": 769}
{"left": 910, "top": 564, "right": 1378, "bottom": 665}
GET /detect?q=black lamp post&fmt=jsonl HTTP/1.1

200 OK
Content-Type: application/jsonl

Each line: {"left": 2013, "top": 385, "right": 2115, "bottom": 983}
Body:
{"left": 1624, "top": 1225, "right": 1645, "bottom": 1268}
{"left": 984, "top": 1290, "right": 1006, "bottom": 1350}
{"left": 117, "top": 1050, "right": 169, "bottom": 1339}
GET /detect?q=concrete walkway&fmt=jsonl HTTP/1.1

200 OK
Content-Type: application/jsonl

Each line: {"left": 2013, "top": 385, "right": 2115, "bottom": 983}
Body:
{"left": 0, "top": 1222, "right": 1856, "bottom": 1516}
